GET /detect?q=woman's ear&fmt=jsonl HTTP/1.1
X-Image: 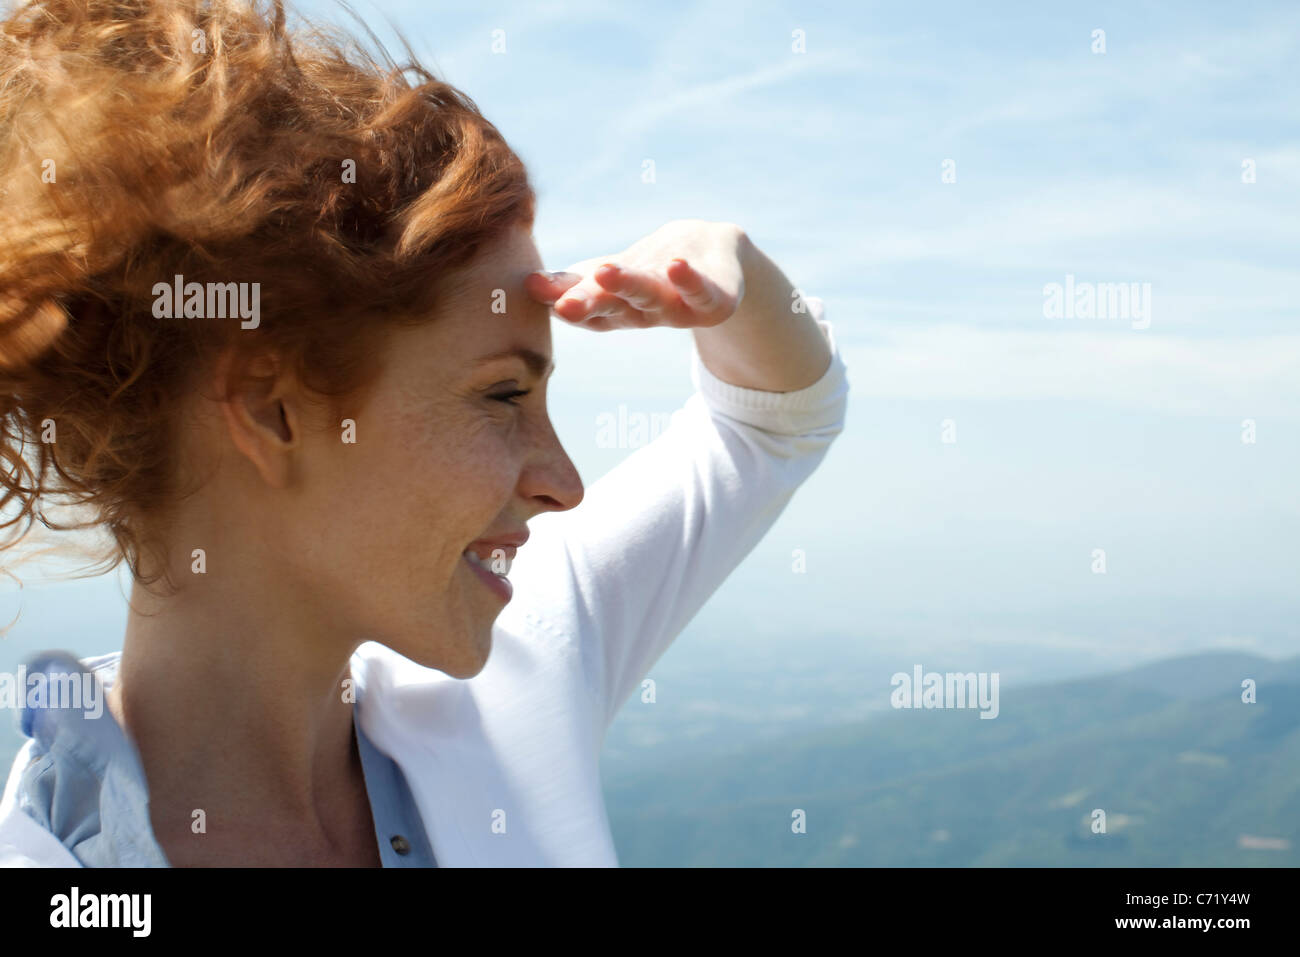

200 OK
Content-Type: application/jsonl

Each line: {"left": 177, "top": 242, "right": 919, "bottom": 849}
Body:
{"left": 214, "top": 350, "right": 300, "bottom": 489}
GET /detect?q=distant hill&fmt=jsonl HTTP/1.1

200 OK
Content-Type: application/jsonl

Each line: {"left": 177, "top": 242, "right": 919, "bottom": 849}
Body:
{"left": 602, "top": 652, "right": 1300, "bottom": 866}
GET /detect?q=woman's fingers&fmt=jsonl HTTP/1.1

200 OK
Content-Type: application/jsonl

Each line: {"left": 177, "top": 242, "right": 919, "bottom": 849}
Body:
{"left": 666, "top": 258, "right": 716, "bottom": 311}
{"left": 553, "top": 284, "right": 602, "bottom": 321}
{"left": 537, "top": 257, "right": 732, "bottom": 330}
{"left": 524, "top": 270, "right": 582, "bottom": 305}
{"left": 593, "top": 263, "right": 668, "bottom": 312}
{"left": 532, "top": 268, "right": 642, "bottom": 327}
{"left": 554, "top": 284, "right": 647, "bottom": 327}
{"left": 668, "top": 258, "right": 739, "bottom": 326}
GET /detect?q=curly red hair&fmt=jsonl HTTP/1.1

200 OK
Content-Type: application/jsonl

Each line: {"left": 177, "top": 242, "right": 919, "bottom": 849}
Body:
{"left": 0, "top": 0, "right": 535, "bottom": 583}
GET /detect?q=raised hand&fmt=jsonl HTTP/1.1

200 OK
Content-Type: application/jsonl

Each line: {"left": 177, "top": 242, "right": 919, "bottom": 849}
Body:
{"left": 523, "top": 219, "right": 746, "bottom": 332}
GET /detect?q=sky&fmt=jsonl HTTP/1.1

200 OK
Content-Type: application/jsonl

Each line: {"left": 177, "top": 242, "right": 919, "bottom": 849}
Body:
{"left": 1, "top": 1, "right": 1297, "bottom": 722}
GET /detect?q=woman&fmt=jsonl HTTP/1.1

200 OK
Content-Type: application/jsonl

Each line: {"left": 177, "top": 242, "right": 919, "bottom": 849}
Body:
{"left": 0, "top": 0, "right": 848, "bottom": 866}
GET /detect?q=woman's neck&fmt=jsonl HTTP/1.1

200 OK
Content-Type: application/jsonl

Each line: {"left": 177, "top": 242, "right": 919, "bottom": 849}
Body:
{"left": 107, "top": 574, "right": 375, "bottom": 865}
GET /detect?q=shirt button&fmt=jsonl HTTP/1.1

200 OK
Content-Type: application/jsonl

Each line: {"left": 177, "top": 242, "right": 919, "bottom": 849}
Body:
{"left": 390, "top": 835, "right": 410, "bottom": 855}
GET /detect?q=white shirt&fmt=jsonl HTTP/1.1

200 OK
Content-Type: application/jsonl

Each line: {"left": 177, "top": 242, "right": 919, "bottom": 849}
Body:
{"left": 0, "top": 298, "right": 850, "bottom": 866}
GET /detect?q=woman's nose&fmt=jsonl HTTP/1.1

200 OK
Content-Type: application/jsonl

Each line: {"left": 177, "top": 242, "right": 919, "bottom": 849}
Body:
{"left": 523, "top": 425, "right": 584, "bottom": 513}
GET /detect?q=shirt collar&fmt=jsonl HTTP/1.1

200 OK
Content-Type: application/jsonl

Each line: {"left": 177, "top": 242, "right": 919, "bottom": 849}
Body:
{"left": 16, "top": 650, "right": 169, "bottom": 866}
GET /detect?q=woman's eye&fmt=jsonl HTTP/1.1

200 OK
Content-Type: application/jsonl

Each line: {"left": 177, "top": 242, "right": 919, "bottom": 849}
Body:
{"left": 490, "top": 389, "right": 531, "bottom": 406}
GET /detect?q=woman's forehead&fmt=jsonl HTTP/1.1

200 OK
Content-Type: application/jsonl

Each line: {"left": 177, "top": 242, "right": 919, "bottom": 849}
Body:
{"left": 406, "top": 274, "right": 553, "bottom": 373}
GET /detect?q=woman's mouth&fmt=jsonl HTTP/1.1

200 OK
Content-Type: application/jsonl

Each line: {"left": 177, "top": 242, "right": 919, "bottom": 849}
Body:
{"left": 462, "top": 548, "right": 513, "bottom": 602}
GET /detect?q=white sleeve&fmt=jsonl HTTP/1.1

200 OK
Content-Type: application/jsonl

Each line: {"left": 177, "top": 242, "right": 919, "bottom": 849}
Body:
{"left": 500, "top": 296, "right": 850, "bottom": 734}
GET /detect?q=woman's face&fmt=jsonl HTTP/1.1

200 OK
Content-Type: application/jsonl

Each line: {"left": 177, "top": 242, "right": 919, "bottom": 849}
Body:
{"left": 287, "top": 226, "right": 584, "bottom": 678}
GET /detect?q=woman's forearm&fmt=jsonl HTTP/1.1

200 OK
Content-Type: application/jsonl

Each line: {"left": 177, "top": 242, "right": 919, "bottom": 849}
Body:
{"left": 691, "top": 230, "right": 833, "bottom": 393}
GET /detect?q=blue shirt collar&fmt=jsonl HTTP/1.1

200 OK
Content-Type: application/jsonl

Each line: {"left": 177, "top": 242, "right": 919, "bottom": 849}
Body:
{"left": 12, "top": 649, "right": 436, "bottom": 867}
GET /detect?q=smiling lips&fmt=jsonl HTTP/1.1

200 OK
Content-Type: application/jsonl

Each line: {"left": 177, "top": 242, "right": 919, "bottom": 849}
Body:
{"left": 463, "top": 529, "right": 527, "bottom": 568}
{"left": 461, "top": 531, "right": 528, "bottom": 599}
{"left": 462, "top": 547, "right": 513, "bottom": 576}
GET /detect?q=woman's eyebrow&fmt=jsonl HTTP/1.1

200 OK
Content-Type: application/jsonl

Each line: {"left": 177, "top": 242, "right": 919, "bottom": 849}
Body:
{"left": 473, "top": 347, "right": 555, "bottom": 378}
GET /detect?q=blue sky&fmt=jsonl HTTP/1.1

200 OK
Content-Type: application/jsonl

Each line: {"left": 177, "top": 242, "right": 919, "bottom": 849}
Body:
{"left": 2, "top": 1, "right": 1297, "bottom": 710}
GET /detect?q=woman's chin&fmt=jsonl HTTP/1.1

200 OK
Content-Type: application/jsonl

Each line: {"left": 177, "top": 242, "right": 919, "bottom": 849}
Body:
{"left": 391, "top": 628, "right": 493, "bottom": 679}
{"left": 439, "top": 647, "right": 492, "bottom": 680}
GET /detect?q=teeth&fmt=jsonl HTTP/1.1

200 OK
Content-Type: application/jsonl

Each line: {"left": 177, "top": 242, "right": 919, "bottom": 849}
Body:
{"left": 463, "top": 549, "right": 511, "bottom": 577}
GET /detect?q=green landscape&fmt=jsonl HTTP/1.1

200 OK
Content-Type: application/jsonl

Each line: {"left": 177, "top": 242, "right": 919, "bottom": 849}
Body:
{"left": 602, "top": 652, "right": 1300, "bottom": 866}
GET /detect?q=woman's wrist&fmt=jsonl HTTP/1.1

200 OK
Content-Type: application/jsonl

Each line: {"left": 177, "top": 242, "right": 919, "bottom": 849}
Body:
{"left": 691, "top": 230, "right": 832, "bottom": 393}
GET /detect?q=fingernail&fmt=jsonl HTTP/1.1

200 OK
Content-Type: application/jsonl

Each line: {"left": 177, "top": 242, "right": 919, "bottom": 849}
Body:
{"left": 527, "top": 273, "right": 557, "bottom": 303}
{"left": 560, "top": 292, "right": 590, "bottom": 311}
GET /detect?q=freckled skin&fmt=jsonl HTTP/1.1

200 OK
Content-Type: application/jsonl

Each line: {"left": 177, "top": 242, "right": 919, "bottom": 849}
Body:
{"left": 289, "top": 225, "right": 585, "bottom": 678}
{"left": 102, "top": 217, "right": 830, "bottom": 865}
{"left": 105, "top": 227, "right": 583, "bottom": 866}
{"left": 100, "top": 218, "right": 826, "bottom": 865}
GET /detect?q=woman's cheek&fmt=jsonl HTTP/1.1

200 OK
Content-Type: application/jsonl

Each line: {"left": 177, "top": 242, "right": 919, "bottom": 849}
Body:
{"left": 476, "top": 428, "right": 524, "bottom": 501}
{"left": 445, "top": 418, "right": 521, "bottom": 505}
